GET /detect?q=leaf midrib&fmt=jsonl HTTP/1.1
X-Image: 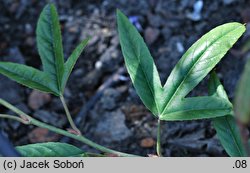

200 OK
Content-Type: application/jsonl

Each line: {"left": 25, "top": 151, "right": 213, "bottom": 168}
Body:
{"left": 124, "top": 21, "right": 161, "bottom": 115}
{"left": 223, "top": 116, "right": 244, "bottom": 156}
{"left": 163, "top": 106, "right": 231, "bottom": 116}
{"left": 49, "top": 6, "right": 62, "bottom": 93}
{"left": 0, "top": 66, "right": 52, "bottom": 92}
{"left": 160, "top": 25, "right": 241, "bottom": 117}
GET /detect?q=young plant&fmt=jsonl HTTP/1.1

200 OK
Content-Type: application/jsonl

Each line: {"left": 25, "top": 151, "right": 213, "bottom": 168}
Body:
{"left": 0, "top": 4, "right": 89, "bottom": 135}
{"left": 0, "top": 4, "right": 247, "bottom": 157}
{"left": 0, "top": 4, "right": 135, "bottom": 157}
{"left": 117, "top": 10, "right": 246, "bottom": 156}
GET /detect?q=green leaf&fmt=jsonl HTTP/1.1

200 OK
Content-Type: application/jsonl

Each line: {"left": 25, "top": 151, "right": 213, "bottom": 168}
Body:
{"left": 117, "top": 10, "right": 244, "bottom": 121}
{"left": 62, "top": 38, "right": 89, "bottom": 90}
{"left": 16, "top": 142, "right": 86, "bottom": 157}
{"left": 36, "top": 4, "right": 64, "bottom": 93}
{"left": 160, "top": 96, "right": 232, "bottom": 121}
{"left": 234, "top": 58, "right": 250, "bottom": 124}
{"left": 0, "top": 62, "right": 58, "bottom": 95}
{"left": 117, "top": 10, "right": 162, "bottom": 116}
{"left": 209, "top": 71, "right": 247, "bottom": 157}
{"left": 160, "top": 22, "right": 246, "bottom": 117}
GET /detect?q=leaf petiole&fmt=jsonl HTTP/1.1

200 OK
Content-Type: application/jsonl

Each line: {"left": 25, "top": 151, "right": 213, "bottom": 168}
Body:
{"left": 60, "top": 95, "right": 81, "bottom": 135}
{"left": 156, "top": 119, "right": 162, "bottom": 157}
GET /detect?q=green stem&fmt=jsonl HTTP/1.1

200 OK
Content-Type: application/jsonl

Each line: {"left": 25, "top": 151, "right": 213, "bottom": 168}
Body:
{"left": 156, "top": 119, "right": 162, "bottom": 157}
{"left": 30, "top": 117, "right": 136, "bottom": 156}
{"left": 60, "top": 95, "right": 81, "bottom": 135}
{"left": 0, "top": 98, "right": 138, "bottom": 157}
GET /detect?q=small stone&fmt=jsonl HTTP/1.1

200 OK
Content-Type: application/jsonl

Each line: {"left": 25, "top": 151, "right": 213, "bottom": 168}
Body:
{"left": 187, "top": 0, "right": 203, "bottom": 21}
{"left": 8, "top": 47, "right": 25, "bottom": 64}
{"left": 122, "top": 104, "right": 148, "bottom": 120}
{"left": 25, "top": 37, "right": 35, "bottom": 46}
{"left": 223, "top": 0, "right": 235, "bottom": 5}
{"left": 140, "top": 137, "right": 155, "bottom": 148}
{"left": 144, "top": 27, "right": 160, "bottom": 45}
{"left": 25, "top": 23, "right": 33, "bottom": 34}
{"left": 28, "top": 90, "right": 51, "bottom": 110}
{"left": 28, "top": 128, "right": 60, "bottom": 143}
{"left": 81, "top": 69, "right": 102, "bottom": 89}
{"left": 98, "top": 46, "right": 121, "bottom": 72}
{"left": 100, "top": 88, "right": 121, "bottom": 111}
{"left": 176, "top": 42, "right": 184, "bottom": 53}
{"left": 68, "top": 25, "right": 79, "bottom": 33}
{"left": 0, "top": 76, "right": 22, "bottom": 104}
{"left": 94, "top": 110, "right": 131, "bottom": 143}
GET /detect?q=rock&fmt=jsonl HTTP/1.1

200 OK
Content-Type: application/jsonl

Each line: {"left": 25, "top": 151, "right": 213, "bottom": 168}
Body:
{"left": 223, "top": 0, "right": 235, "bottom": 5}
{"left": 144, "top": 27, "right": 160, "bottom": 45}
{"left": 28, "top": 90, "right": 51, "bottom": 110}
{"left": 100, "top": 88, "right": 121, "bottom": 111}
{"left": 81, "top": 69, "right": 102, "bottom": 90}
{"left": 94, "top": 109, "right": 131, "bottom": 143}
{"left": 140, "top": 137, "right": 155, "bottom": 148}
{"left": 122, "top": 104, "right": 148, "bottom": 121}
{"left": 129, "top": 16, "right": 142, "bottom": 31}
{"left": 25, "top": 23, "right": 33, "bottom": 34}
{"left": 28, "top": 128, "right": 60, "bottom": 143}
{"left": 25, "top": 37, "right": 35, "bottom": 46}
{"left": 7, "top": 47, "right": 25, "bottom": 64}
{"left": 176, "top": 42, "right": 184, "bottom": 53}
{"left": 0, "top": 76, "right": 22, "bottom": 104}
{"left": 186, "top": 0, "right": 203, "bottom": 21}
{"left": 97, "top": 46, "right": 121, "bottom": 72}
{"left": 0, "top": 47, "right": 27, "bottom": 104}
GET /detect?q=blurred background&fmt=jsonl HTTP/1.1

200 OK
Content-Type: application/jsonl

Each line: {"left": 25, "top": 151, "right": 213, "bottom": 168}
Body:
{"left": 0, "top": 0, "right": 250, "bottom": 156}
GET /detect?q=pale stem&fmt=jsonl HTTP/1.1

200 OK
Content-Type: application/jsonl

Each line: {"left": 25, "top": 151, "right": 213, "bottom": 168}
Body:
{"left": 0, "top": 98, "right": 138, "bottom": 157}
{"left": 60, "top": 95, "right": 81, "bottom": 135}
{"left": 157, "top": 118, "right": 162, "bottom": 157}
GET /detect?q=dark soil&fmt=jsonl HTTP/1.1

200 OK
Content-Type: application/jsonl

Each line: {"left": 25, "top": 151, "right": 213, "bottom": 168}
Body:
{"left": 1, "top": 0, "right": 250, "bottom": 156}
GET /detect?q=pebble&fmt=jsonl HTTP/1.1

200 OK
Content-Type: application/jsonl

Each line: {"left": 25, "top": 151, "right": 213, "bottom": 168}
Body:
{"left": 187, "top": 0, "right": 203, "bottom": 21}
{"left": 144, "top": 27, "right": 160, "bottom": 45}
{"left": 176, "top": 42, "right": 184, "bottom": 53}
{"left": 28, "top": 128, "right": 60, "bottom": 143}
{"left": 28, "top": 90, "right": 51, "bottom": 110}
{"left": 94, "top": 109, "right": 131, "bottom": 143}
{"left": 100, "top": 88, "right": 121, "bottom": 111}
{"left": 140, "top": 137, "right": 155, "bottom": 148}
{"left": 0, "top": 76, "right": 22, "bottom": 104}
